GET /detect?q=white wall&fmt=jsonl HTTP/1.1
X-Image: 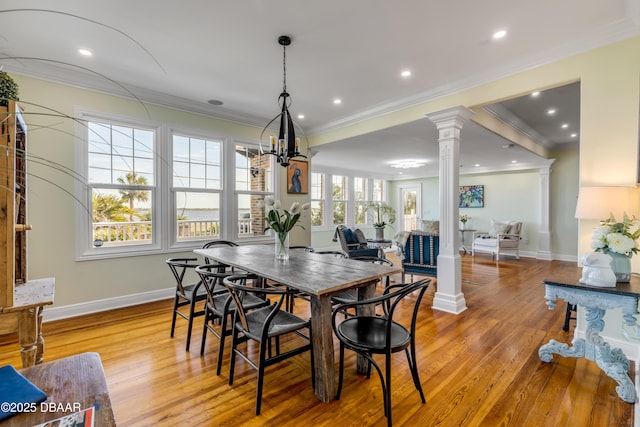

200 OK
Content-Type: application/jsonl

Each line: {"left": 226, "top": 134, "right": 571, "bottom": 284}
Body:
{"left": 386, "top": 156, "right": 580, "bottom": 260}
{"left": 13, "top": 74, "right": 296, "bottom": 312}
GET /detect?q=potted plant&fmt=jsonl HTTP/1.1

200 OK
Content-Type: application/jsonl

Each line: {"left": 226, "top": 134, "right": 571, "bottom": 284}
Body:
{"left": 365, "top": 201, "right": 396, "bottom": 240}
{"left": 0, "top": 71, "right": 19, "bottom": 107}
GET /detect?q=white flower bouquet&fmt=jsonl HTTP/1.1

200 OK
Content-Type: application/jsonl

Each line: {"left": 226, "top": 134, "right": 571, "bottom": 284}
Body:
{"left": 591, "top": 214, "right": 640, "bottom": 257}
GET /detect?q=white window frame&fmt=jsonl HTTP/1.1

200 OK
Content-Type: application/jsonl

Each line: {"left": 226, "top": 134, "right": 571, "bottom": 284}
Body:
{"left": 168, "top": 127, "right": 227, "bottom": 250}
{"left": 74, "top": 110, "right": 163, "bottom": 260}
{"left": 74, "top": 110, "right": 278, "bottom": 260}
{"left": 311, "top": 168, "right": 388, "bottom": 231}
{"left": 310, "top": 172, "right": 325, "bottom": 228}
{"left": 232, "top": 139, "right": 277, "bottom": 243}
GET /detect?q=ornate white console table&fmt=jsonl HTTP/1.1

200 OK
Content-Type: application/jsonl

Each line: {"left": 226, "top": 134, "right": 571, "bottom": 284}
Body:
{"left": 539, "top": 273, "right": 640, "bottom": 403}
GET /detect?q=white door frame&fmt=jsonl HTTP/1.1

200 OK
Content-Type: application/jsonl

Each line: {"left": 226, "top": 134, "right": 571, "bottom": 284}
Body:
{"left": 397, "top": 184, "right": 422, "bottom": 232}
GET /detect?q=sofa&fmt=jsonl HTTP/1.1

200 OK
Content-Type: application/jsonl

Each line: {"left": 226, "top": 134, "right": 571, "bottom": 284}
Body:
{"left": 471, "top": 220, "right": 522, "bottom": 261}
{"left": 396, "top": 230, "right": 439, "bottom": 282}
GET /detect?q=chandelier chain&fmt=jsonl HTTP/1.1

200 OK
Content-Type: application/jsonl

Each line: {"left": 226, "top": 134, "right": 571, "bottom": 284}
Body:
{"left": 282, "top": 43, "right": 287, "bottom": 93}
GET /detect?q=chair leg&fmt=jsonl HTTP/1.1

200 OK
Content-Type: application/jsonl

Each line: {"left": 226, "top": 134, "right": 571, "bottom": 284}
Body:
{"left": 336, "top": 343, "right": 345, "bottom": 399}
{"left": 309, "top": 325, "right": 315, "bottom": 390}
{"left": 216, "top": 313, "right": 229, "bottom": 375}
{"left": 228, "top": 328, "right": 239, "bottom": 386}
{"left": 170, "top": 295, "right": 180, "bottom": 337}
{"left": 185, "top": 298, "right": 199, "bottom": 351}
{"left": 255, "top": 339, "right": 269, "bottom": 415}
{"left": 406, "top": 348, "right": 426, "bottom": 403}
{"left": 563, "top": 303, "right": 576, "bottom": 332}
{"left": 200, "top": 308, "right": 209, "bottom": 355}
{"left": 385, "top": 353, "right": 392, "bottom": 426}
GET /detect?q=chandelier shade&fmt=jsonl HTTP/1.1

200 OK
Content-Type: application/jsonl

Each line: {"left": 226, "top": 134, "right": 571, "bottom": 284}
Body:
{"left": 260, "top": 35, "right": 306, "bottom": 167}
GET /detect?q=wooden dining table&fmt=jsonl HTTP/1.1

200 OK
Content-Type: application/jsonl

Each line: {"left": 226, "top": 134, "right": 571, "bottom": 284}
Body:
{"left": 194, "top": 244, "right": 401, "bottom": 402}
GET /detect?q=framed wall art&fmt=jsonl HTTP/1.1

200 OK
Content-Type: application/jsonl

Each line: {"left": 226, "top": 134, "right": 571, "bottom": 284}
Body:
{"left": 459, "top": 185, "right": 484, "bottom": 208}
{"left": 287, "top": 160, "right": 308, "bottom": 194}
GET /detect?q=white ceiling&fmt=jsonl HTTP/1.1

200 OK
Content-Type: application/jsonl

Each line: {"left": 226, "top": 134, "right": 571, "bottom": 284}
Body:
{"left": 1, "top": 1, "right": 638, "bottom": 178}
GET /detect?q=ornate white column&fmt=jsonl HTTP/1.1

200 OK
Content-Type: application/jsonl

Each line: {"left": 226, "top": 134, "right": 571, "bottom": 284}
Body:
{"left": 537, "top": 161, "right": 555, "bottom": 260}
{"left": 426, "top": 106, "right": 473, "bottom": 314}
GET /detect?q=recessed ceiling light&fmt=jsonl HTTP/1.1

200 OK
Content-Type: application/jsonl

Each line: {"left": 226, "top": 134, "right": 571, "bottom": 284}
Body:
{"left": 401, "top": 70, "right": 411, "bottom": 78}
{"left": 511, "top": 160, "right": 517, "bottom": 163}
{"left": 297, "top": 114, "right": 305, "bottom": 119}
{"left": 474, "top": 163, "right": 480, "bottom": 167}
{"left": 561, "top": 123, "right": 569, "bottom": 129}
{"left": 571, "top": 133, "right": 578, "bottom": 138}
{"left": 333, "top": 99, "right": 342, "bottom": 105}
{"left": 78, "top": 48, "right": 92, "bottom": 57}
{"left": 207, "top": 99, "right": 224, "bottom": 106}
{"left": 493, "top": 30, "right": 507, "bottom": 39}
{"left": 547, "top": 108, "right": 556, "bottom": 115}
{"left": 531, "top": 91, "right": 540, "bottom": 97}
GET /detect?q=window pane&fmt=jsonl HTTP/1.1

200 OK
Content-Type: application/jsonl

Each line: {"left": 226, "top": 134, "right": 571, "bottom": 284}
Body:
{"left": 134, "top": 129, "right": 154, "bottom": 159}
{"left": 355, "top": 201, "right": 367, "bottom": 225}
{"left": 332, "top": 175, "right": 346, "bottom": 200}
{"left": 354, "top": 177, "right": 366, "bottom": 201}
{"left": 372, "top": 179, "right": 383, "bottom": 201}
{"left": 176, "top": 191, "right": 220, "bottom": 241}
{"left": 172, "top": 134, "right": 222, "bottom": 190}
{"left": 237, "top": 194, "right": 268, "bottom": 238}
{"left": 311, "top": 200, "right": 323, "bottom": 226}
{"left": 235, "top": 145, "right": 273, "bottom": 192}
{"left": 88, "top": 121, "right": 155, "bottom": 185}
{"left": 333, "top": 201, "right": 346, "bottom": 225}
{"left": 311, "top": 173, "right": 323, "bottom": 199}
{"left": 92, "top": 188, "right": 153, "bottom": 247}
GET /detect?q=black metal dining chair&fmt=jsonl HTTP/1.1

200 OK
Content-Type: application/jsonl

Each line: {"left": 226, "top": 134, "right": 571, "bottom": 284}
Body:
{"left": 195, "top": 267, "right": 269, "bottom": 375}
{"left": 200, "top": 240, "right": 239, "bottom": 270}
{"left": 223, "top": 274, "right": 314, "bottom": 415}
{"left": 331, "top": 256, "right": 394, "bottom": 315}
{"left": 331, "top": 278, "right": 431, "bottom": 427}
{"left": 165, "top": 257, "right": 207, "bottom": 351}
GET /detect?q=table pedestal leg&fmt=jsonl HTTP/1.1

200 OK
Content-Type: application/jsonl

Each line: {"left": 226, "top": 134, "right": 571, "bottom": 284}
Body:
{"left": 35, "top": 305, "right": 45, "bottom": 364}
{"left": 310, "top": 295, "right": 336, "bottom": 402}
{"left": 539, "top": 306, "right": 636, "bottom": 403}
{"left": 18, "top": 307, "right": 38, "bottom": 368}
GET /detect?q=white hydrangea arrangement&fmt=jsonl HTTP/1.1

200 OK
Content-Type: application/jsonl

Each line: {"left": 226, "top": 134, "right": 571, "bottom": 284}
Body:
{"left": 591, "top": 214, "right": 640, "bottom": 257}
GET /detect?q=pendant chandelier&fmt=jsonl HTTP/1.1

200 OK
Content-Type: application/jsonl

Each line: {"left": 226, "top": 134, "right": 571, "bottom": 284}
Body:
{"left": 260, "top": 35, "right": 306, "bottom": 167}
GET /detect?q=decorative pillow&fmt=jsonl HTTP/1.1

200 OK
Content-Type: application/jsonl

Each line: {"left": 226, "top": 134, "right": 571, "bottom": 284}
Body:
{"left": 421, "top": 220, "right": 439, "bottom": 234}
{"left": 489, "top": 220, "right": 511, "bottom": 237}
{"left": 353, "top": 228, "right": 368, "bottom": 244}
{"left": 342, "top": 228, "right": 357, "bottom": 244}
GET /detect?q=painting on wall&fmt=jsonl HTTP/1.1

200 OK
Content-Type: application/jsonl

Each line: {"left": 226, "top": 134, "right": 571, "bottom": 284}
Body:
{"left": 287, "top": 160, "right": 308, "bottom": 194}
{"left": 459, "top": 185, "right": 484, "bottom": 208}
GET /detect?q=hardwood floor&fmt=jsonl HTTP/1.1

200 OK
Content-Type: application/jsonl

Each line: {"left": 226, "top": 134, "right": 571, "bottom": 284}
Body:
{"left": 0, "top": 254, "right": 635, "bottom": 426}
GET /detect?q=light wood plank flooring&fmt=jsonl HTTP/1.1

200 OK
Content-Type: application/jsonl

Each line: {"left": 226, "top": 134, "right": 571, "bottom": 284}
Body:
{"left": 0, "top": 254, "right": 634, "bottom": 426}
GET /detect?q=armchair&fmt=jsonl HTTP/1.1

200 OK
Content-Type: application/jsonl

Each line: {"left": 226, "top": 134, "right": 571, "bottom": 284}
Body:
{"left": 398, "top": 231, "right": 439, "bottom": 282}
{"left": 471, "top": 220, "right": 522, "bottom": 261}
{"left": 334, "top": 225, "right": 378, "bottom": 258}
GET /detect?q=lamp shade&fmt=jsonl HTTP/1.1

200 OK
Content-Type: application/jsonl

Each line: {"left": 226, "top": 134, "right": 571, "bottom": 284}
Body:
{"left": 574, "top": 186, "right": 639, "bottom": 220}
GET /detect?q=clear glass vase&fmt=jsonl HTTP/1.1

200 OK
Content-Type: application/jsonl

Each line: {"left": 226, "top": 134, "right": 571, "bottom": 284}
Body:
{"left": 275, "top": 231, "right": 290, "bottom": 260}
{"left": 605, "top": 250, "right": 631, "bottom": 282}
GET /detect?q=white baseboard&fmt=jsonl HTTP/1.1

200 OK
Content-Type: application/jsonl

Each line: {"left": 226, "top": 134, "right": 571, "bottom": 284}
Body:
{"left": 42, "top": 288, "right": 174, "bottom": 322}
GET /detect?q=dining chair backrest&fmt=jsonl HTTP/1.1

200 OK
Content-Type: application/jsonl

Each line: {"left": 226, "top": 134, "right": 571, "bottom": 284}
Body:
{"left": 222, "top": 274, "right": 292, "bottom": 335}
{"left": 166, "top": 257, "right": 199, "bottom": 294}
{"left": 194, "top": 264, "right": 235, "bottom": 309}
{"left": 201, "top": 240, "right": 238, "bottom": 265}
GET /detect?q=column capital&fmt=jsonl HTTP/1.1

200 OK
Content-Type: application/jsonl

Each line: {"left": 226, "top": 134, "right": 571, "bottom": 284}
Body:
{"left": 426, "top": 106, "right": 474, "bottom": 129}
